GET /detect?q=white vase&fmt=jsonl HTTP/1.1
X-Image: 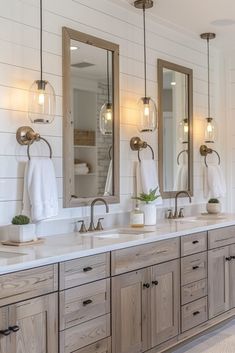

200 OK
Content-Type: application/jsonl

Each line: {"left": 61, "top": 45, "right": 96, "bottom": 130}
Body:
{"left": 8, "top": 224, "right": 36, "bottom": 242}
{"left": 206, "top": 203, "right": 221, "bottom": 214}
{"left": 141, "top": 203, "right": 157, "bottom": 226}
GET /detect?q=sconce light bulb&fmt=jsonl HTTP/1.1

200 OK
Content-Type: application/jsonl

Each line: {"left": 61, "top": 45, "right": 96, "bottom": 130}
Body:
{"left": 143, "top": 103, "right": 150, "bottom": 117}
{"left": 105, "top": 108, "right": 112, "bottom": 121}
{"left": 38, "top": 91, "right": 45, "bottom": 106}
{"left": 207, "top": 122, "right": 213, "bottom": 133}
{"left": 184, "top": 124, "right": 189, "bottom": 134}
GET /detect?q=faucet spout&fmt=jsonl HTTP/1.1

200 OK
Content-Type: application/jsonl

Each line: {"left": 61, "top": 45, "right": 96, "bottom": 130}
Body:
{"left": 174, "top": 191, "right": 192, "bottom": 219}
{"left": 88, "top": 198, "right": 109, "bottom": 232}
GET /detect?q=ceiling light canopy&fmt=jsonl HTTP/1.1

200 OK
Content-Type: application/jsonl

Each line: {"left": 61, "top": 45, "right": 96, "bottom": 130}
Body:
{"left": 28, "top": 0, "right": 56, "bottom": 124}
{"left": 134, "top": 0, "right": 157, "bottom": 133}
{"left": 200, "top": 32, "right": 216, "bottom": 143}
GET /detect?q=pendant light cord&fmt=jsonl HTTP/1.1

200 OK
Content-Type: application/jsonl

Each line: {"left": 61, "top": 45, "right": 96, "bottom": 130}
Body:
{"left": 207, "top": 38, "right": 210, "bottom": 118}
{"left": 40, "top": 0, "right": 43, "bottom": 82}
{"left": 143, "top": 4, "right": 147, "bottom": 98}
{"left": 107, "top": 51, "right": 110, "bottom": 104}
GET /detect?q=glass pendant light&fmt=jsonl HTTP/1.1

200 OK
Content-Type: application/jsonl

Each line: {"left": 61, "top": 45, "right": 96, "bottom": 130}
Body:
{"left": 28, "top": 0, "right": 56, "bottom": 124}
{"left": 134, "top": 0, "right": 157, "bottom": 132}
{"left": 100, "top": 51, "right": 112, "bottom": 135}
{"left": 200, "top": 32, "right": 216, "bottom": 143}
{"left": 178, "top": 76, "right": 189, "bottom": 144}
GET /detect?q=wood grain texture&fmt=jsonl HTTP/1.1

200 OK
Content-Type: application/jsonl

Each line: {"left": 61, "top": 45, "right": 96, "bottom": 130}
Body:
{"left": 0, "top": 264, "right": 58, "bottom": 306}
{"left": 151, "top": 259, "right": 180, "bottom": 347}
{"left": 181, "top": 252, "right": 207, "bottom": 286}
{"left": 60, "top": 278, "right": 110, "bottom": 330}
{"left": 181, "top": 279, "right": 208, "bottom": 305}
{"left": 208, "top": 226, "right": 235, "bottom": 249}
{"left": 0, "top": 307, "right": 9, "bottom": 353}
{"left": 69, "top": 337, "right": 111, "bottom": 353}
{"left": 181, "top": 232, "right": 207, "bottom": 257}
{"left": 112, "top": 268, "right": 149, "bottom": 353}
{"left": 8, "top": 293, "right": 58, "bottom": 353}
{"left": 59, "top": 253, "right": 110, "bottom": 290}
{"left": 181, "top": 297, "right": 208, "bottom": 332}
{"left": 111, "top": 238, "right": 180, "bottom": 275}
{"left": 60, "top": 314, "right": 110, "bottom": 353}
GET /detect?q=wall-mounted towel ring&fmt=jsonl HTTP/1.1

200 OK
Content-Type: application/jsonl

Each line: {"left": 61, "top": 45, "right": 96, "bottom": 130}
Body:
{"left": 16, "top": 126, "right": 52, "bottom": 160}
{"left": 130, "top": 136, "right": 154, "bottom": 162}
{"left": 200, "top": 144, "right": 220, "bottom": 167}
{"left": 177, "top": 150, "right": 188, "bottom": 165}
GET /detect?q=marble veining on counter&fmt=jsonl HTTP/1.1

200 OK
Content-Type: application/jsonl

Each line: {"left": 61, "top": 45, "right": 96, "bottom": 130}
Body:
{"left": 1, "top": 214, "right": 235, "bottom": 275}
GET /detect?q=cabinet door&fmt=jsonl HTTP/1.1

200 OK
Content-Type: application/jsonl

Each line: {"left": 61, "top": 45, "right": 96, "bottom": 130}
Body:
{"left": 150, "top": 259, "right": 180, "bottom": 347}
{"left": 112, "top": 268, "right": 150, "bottom": 353}
{"left": 229, "top": 244, "right": 235, "bottom": 308}
{"left": 9, "top": 293, "right": 58, "bottom": 353}
{"left": 208, "top": 247, "right": 230, "bottom": 318}
{"left": 0, "top": 307, "right": 10, "bottom": 353}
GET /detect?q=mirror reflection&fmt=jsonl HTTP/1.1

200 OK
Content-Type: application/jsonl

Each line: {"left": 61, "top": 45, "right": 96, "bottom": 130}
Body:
{"left": 158, "top": 60, "right": 193, "bottom": 198}
{"left": 70, "top": 39, "right": 114, "bottom": 199}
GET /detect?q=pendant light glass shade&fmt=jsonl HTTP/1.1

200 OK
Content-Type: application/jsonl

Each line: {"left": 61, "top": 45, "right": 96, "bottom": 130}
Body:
{"left": 28, "top": 0, "right": 56, "bottom": 124}
{"left": 178, "top": 118, "right": 189, "bottom": 144}
{"left": 99, "top": 51, "right": 113, "bottom": 135}
{"left": 137, "top": 96, "right": 157, "bottom": 132}
{"left": 200, "top": 32, "right": 216, "bottom": 143}
{"left": 204, "top": 117, "right": 216, "bottom": 143}
{"left": 99, "top": 102, "right": 112, "bottom": 135}
{"left": 29, "top": 80, "right": 56, "bottom": 124}
{"left": 134, "top": 0, "right": 157, "bottom": 133}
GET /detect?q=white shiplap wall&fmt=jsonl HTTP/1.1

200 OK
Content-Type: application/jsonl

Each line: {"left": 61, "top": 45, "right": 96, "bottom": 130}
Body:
{"left": 0, "top": 0, "right": 226, "bottom": 226}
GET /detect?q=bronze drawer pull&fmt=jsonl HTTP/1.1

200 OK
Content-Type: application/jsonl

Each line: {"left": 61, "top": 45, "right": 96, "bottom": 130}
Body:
{"left": 193, "top": 311, "right": 200, "bottom": 316}
{"left": 192, "top": 240, "right": 199, "bottom": 244}
{"left": 83, "top": 266, "right": 93, "bottom": 272}
{"left": 9, "top": 326, "right": 20, "bottom": 333}
{"left": 0, "top": 329, "right": 11, "bottom": 336}
{"left": 152, "top": 280, "right": 159, "bottom": 286}
{"left": 226, "top": 257, "right": 232, "bottom": 262}
{"left": 192, "top": 265, "right": 199, "bottom": 270}
{"left": 83, "top": 299, "right": 93, "bottom": 306}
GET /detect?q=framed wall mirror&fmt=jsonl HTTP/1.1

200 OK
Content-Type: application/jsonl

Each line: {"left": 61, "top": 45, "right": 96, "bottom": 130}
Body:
{"left": 62, "top": 27, "right": 120, "bottom": 207}
{"left": 158, "top": 59, "right": 193, "bottom": 199}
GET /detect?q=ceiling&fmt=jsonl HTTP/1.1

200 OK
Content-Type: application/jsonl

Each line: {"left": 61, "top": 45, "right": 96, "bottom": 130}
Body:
{"left": 108, "top": 0, "right": 235, "bottom": 52}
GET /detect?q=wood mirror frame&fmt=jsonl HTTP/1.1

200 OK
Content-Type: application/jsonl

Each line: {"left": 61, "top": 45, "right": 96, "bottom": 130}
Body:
{"left": 62, "top": 27, "right": 120, "bottom": 207}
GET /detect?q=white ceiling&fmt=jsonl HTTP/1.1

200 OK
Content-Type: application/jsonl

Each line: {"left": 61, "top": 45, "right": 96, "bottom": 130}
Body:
{"left": 108, "top": 0, "right": 235, "bottom": 52}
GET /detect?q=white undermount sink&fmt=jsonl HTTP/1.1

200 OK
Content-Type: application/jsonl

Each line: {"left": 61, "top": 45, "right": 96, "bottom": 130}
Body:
{"left": 82, "top": 228, "right": 154, "bottom": 239}
{"left": 0, "top": 251, "right": 27, "bottom": 259}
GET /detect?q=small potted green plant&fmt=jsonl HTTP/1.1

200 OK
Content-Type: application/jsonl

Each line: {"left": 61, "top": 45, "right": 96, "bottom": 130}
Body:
{"left": 206, "top": 198, "right": 221, "bottom": 214}
{"left": 9, "top": 215, "right": 36, "bottom": 242}
{"left": 132, "top": 187, "right": 161, "bottom": 225}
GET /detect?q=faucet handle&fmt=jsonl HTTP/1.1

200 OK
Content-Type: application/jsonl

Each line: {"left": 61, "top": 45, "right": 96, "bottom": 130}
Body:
{"left": 77, "top": 220, "right": 87, "bottom": 233}
{"left": 166, "top": 209, "right": 173, "bottom": 219}
{"left": 96, "top": 218, "right": 104, "bottom": 231}
{"left": 178, "top": 208, "right": 184, "bottom": 218}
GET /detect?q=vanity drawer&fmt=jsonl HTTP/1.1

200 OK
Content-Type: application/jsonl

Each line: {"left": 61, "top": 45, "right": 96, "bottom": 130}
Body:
{"left": 181, "top": 232, "right": 207, "bottom": 256}
{"left": 71, "top": 337, "right": 111, "bottom": 353}
{"left": 0, "top": 264, "right": 58, "bottom": 306}
{"left": 60, "top": 314, "right": 110, "bottom": 353}
{"left": 181, "top": 252, "right": 207, "bottom": 286}
{"left": 111, "top": 237, "right": 180, "bottom": 275}
{"left": 60, "top": 253, "right": 110, "bottom": 290}
{"left": 209, "top": 226, "right": 235, "bottom": 249}
{"left": 181, "top": 279, "right": 208, "bottom": 305}
{"left": 60, "top": 278, "right": 110, "bottom": 330}
{"left": 181, "top": 297, "right": 208, "bottom": 332}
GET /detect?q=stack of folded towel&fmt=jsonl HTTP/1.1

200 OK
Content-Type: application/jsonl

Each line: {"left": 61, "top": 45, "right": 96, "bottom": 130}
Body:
{"left": 74, "top": 162, "right": 90, "bottom": 175}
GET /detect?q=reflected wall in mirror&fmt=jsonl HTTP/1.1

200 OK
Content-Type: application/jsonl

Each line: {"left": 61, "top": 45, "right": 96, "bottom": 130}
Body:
{"left": 63, "top": 27, "right": 119, "bottom": 207}
{"left": 158, "top": 59, "right": 193, "bottom": 198}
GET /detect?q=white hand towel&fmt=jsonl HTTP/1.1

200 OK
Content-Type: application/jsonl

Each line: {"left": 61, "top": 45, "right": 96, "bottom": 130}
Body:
{"left": 22, "top": 158, "right": 58, "bottom": 223}
{"left": 173, "top": 165, "right": 188, "bottom": 191}
{"left": 203, "top": 164, "right": 226, "bottom": 199}
{"left": 136, "top": 160, "right": 162, "bottom": 205}
{"left": 74, "top": 165, "right": 89, "bottom": 175}
{"left": 104, "top": 160, "right": 113, "bottom": 196}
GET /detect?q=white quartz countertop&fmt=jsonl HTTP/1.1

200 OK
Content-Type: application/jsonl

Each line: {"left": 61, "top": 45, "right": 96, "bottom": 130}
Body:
{"left": 1, "top": 214, "right": 235, "bottom": 275}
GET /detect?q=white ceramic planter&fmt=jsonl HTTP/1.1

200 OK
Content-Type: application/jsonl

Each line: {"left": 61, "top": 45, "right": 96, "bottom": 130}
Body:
{"left": 206, "top": 203, "right": 221, "bottom": 214}
{"left": 8, "top": 224, "right": 36, "bottom": 242}
{"left": 141, "top": 203, "right": 157, "bottom": 226}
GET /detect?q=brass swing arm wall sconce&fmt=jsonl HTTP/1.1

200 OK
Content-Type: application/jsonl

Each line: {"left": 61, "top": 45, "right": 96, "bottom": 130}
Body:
{"left": 130, "top": 136, "right": 154, "bottom": 162}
